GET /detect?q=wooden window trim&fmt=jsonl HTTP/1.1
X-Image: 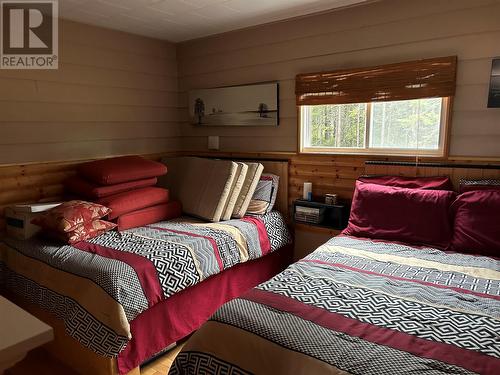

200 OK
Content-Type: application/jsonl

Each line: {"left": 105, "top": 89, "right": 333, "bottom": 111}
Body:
{"left": 298, "top": 97, "right": 453, "bottom": 158}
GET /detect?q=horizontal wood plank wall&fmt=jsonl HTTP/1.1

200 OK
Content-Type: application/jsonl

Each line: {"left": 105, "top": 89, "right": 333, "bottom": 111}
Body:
{"left": 289, "top": 155, "right": 500, "bottom": 209}
{"left": 1, "top": 151, "right": 498, "bottom": 232}
{"left": 289, "top": 155, "right": 368, "bottom": 206}
{"left": 177, "top": 0, "right": 500, "bottom": 157}
{"left": 0, "top": 20, "right": 181, "bottom": 164}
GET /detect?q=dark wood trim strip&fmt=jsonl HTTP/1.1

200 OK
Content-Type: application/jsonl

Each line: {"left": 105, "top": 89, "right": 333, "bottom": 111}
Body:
{"left": 365, "top": 160, "right": 500, "bottom": 170}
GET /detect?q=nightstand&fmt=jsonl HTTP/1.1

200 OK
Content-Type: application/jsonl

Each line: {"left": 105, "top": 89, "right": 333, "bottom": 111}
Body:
{"left": 292, "top": 199, "right": 350, "bottom": 261}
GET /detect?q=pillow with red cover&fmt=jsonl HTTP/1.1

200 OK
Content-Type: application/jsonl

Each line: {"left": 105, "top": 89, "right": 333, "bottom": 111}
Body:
{"left": 459, "top": 179, "right": 500, "bottom": 193}
{"left": 343, "top": 181, "right": 456, "bottom": 248}
{"left": 78, "top": 156, "right": 167, "bottom": 185}
{"left": 49, "top": 220, "right": 116, "bottom": 244}
{"left": 98, "top": 187, "right": 170, "bottom": 220}
{"left": 450, "top": 190, "right": 500, "bottom": 256}
{"left": 358, "top": 175, "right": 453, "bottom": 190}
{"left": 32, "top": 200, "right": 110, "bottom": 233}
{"left": 65, "top": 176, "right": 158, "bottom": 199}
{"left": 117, "top": 201, "right": 182, "bottom": 231}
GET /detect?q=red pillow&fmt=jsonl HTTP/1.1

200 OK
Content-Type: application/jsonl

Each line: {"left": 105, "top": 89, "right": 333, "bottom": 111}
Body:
{"left": 65, "top": 176, "right": 158, "bottom": 199}
{"left": 78, "top": 156, "right": 167, "bottom": 185}
{"left": 450, "top": 191, "right": 500, "bottom": 256}
{"left": 343, "top": 181, "right": 456, "bottom": 248}
{"left": 32, "top": 200, "right": 111, "bottom": 233}
{"left": 358, "top": 175, "right": 453, "bottom": 190}
{"left": 98, "top": 187, "right": 170, "bottom": 220}
{"left": 459, "top": 179, "right": 500, "bottom": 193}
{"left": 117, "top": 201, "right": 182, "bottom": 231}
{"left": 50, "top": 220, "right": 116, "bottom": 244}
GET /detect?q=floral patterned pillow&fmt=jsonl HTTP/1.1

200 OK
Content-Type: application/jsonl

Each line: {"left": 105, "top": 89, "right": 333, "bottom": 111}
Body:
{"left": 32, "top": 200, "right": 111, "bottom": 233}
{"left": 49, "top": 220, "right": 116, "bottom": 244}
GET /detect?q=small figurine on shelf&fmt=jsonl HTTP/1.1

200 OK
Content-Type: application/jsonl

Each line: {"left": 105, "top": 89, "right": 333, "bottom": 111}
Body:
{"left": 325, "top": 193, "right": 338, "bottom": 205}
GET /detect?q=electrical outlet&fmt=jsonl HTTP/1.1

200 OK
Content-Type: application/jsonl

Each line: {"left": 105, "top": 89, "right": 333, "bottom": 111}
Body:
{"left": 208, "top": 136, "right": 219, "bottom": 150}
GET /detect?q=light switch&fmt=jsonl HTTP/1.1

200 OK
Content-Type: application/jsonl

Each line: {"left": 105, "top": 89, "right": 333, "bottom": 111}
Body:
{"left": 208, "top": 136, "right": 219, "bottom": 150}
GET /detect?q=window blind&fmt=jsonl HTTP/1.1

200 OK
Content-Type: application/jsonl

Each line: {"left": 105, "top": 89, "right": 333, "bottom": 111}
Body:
{"left": 295, "top": 56, "right": 457, "bottom": 106}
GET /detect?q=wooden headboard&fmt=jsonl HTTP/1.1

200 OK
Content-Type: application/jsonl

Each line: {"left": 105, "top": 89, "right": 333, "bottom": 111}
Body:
{"left": 365, "top": 161, "right": 500, "bottom": 189}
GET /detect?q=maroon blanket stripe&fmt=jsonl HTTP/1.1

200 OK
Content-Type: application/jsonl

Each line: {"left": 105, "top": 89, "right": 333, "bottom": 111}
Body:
{"left": 241, "top": 217, "right": 271, "bottom": 256}
{"left": 302, "top": 259, "right": 500, "bottom": 301}
{"left": 148, "top": 226, "right": 223, "bottom": 271}
{"left": 73, "top": 242, "right": 164, "bottom": 307}
{"left": 243, "top": 288, "right": 500, "bottom": 375}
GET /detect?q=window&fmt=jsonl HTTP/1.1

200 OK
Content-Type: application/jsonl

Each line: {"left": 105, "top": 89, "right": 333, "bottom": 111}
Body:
{"left": 296, "top": 56, "right": 456, "bottom": 157}
{"left": 300, "top": 97, "right": 449, "bottom": 156}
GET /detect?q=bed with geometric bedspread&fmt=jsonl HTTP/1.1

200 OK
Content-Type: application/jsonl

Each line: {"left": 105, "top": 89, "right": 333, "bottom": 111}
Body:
{"left": 170, "top": 235, "right": 500, "bottom": 375}
{"left": 0, "top": 211, "right": 291, "bottom": 374}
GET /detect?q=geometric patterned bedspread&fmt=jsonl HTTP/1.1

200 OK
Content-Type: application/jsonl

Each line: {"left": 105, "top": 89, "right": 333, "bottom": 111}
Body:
{"left": 170, "top": 236, "right": 500, "bottom": 375}
{"left": 0, "top": 211, "right": 290, "bottom": 357}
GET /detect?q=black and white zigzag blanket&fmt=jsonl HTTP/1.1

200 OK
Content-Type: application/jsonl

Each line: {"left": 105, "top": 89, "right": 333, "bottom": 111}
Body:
{"left": 170, "top": 236, "right": 500, "bottom": 375}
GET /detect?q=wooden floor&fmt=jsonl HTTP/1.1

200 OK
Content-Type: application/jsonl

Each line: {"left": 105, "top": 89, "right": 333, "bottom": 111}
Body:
{"left": 7, "top": 343, "right": 185, "bottom": 375}
{"left": 141, "top": 344, "right": 184, "bottom": 375}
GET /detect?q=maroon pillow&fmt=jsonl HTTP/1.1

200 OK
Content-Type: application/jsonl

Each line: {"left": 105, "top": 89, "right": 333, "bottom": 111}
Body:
{"left": 459, "top": 179, "right": 500, "bottom": 193}
{"left": 343, "top": 181, "right": 456, "bottom": 248}
{"left": 98, "top": 187, "right": 170, "bottom": 220}
{"left": 450, "top": 191, "right": 500, "bottom": 257}
{"left": 78, "top": 156, "right": 167, "bottom": 185}
{"left": 65, "top": 176, "right": 158, "bottom": 199}
{"left": 117, "top": 201, "right": 182, "bottom": 231}
{"left": 358, "top": 175, "right": 453, "bottom": 190}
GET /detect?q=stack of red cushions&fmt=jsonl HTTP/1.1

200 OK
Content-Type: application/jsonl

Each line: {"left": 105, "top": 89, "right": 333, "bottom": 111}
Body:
{"left": 65, "top": 156, "right": 182, "bottom": 230}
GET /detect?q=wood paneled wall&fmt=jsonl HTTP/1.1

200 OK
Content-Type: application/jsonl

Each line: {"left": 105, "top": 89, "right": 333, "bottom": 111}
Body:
{"left": 1, "top": 151, "right": 499, "bottom": 233}
{"left": 0, "top": 20, "right": 181, "bottom": 164}
{"left": 177, "top": 0, "right": 500, "bottom": 157}
{"left": 288, "top": 155, "right": 500, "bottom": 209}
{"left": 0, "top": 153, "right": 174, "bottom": 231}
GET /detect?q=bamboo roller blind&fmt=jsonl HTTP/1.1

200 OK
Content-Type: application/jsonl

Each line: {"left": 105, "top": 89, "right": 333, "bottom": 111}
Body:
{"left": 295, "top": 56, "right": 457, "bottom": 105}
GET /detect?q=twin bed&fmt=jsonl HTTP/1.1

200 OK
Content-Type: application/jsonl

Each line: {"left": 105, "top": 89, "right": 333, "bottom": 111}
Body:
{"left": 0, "top": 158, "right": 292, "bottom": 375}
{"left": 1, "top": 211, "right": 291, "bottom": 374}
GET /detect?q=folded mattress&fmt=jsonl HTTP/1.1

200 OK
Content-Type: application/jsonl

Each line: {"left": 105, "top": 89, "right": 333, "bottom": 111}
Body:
{"left": 159, "top": 157, "right": 238, "bottom": 222}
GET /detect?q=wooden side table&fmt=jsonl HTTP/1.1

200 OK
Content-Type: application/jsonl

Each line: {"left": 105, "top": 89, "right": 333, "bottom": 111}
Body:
{"left": 0, "top": 296, "right": 54, "bottom": 374}
{"left": 293, "top": 223, "right": 342, "bottom": 261}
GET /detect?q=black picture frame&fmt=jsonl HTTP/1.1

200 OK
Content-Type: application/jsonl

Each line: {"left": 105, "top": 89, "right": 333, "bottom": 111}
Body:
{"left": 487, "top": 58, "right": 500, "bottom": 108}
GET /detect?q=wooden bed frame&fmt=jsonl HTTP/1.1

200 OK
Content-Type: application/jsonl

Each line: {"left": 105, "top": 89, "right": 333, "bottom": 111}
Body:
{"left": 0, "top": 154, "right": 290, "bottom": 375}
{"left": 364, "top": 160, "right": 500, "bottom": 189}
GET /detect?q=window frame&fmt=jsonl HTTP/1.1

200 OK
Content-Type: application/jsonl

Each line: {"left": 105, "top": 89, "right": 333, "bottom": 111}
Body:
{"left": 298, "top": 97, "right": 452, "bottom": 158}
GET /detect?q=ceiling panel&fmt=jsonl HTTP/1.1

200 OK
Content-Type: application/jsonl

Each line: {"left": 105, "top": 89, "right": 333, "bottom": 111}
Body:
{"left": 57, "top": 0, "right": 372, "bottom": 42}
